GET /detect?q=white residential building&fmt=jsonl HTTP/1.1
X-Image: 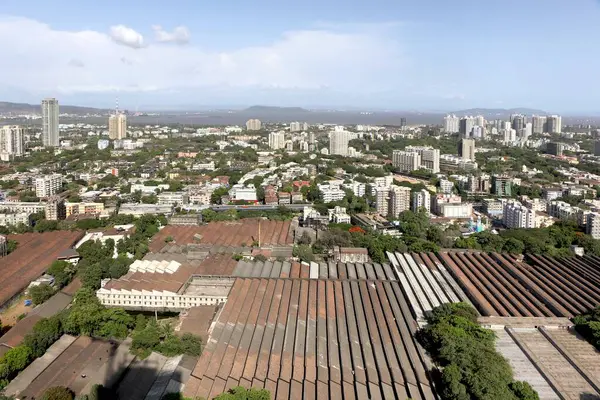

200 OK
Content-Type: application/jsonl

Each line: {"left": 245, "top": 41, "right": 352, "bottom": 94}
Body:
{"left": 439, "top": 203, "right": 472, "bottom": 218}
{"left": 586, "top": 213, "right": 600, "bottom": 239}
{"left": 388, "top": 186, "right": 411, "bottom": 218}
{"left": 228, "top": 184, "right": 257, "bottom": 202}
{"left": 157, "top": 192, "right": 189, "bottom": 206}
{"left": 503, "top": 201, "right": 536, "bottom": 228}
{"left": 412, "top": 189, "right": 431, "bottom": 213}
{"left": 0, "top": 212, "right": 30, "bottom": 227}
{"left": 246, "top": 119, "right": 262, "bottom": 131}
{"left": 376, "top": 187, "right": 390, "bottom": 217}
{"left": 35, "top": 174, "right": 62, "bottom": 198}
{"left": 443, "top": 114, "right": 460, "bottom": 133}
{"left": 329, "top": 129, "right": 350, "bottom": 156}
{"left": 0, "top": 125, "right": 24, "bottom": 160}
{"left": 328, "top": 206, "right": 351, "bottom": 224}
{"left": 392, "top": 150, "right": 421, "bottom": 172}
{"left": 268, "top": 131, "right": 286, "bottom": 150}
{"left": 439, "top": 179, "right": 454, "bottom": 194}
{"left": 318, "top": 184, "right": 346, "bottom": 203}
{"left": 404, "top": 146, "right": 440, "bottom": 173}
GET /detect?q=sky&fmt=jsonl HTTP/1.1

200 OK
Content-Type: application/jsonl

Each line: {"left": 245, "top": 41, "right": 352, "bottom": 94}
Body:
{"left": 1, "top": 0, "right": 600, "bottom": 113}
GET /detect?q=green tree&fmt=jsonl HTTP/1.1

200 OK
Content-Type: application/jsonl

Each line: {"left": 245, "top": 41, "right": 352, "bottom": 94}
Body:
{"left": 23, "top": 315, "right": 64, "bottom": 358}
{"left": 293, "top": 245, "right": 314, "bottom": 262}
{"left": 213, "top": 386, "right": 271, "bottom": 400}
{"left": 47, "top": 261, "right": 75, "bottom": 288}
{"left": 29, "top": 284, "right": 56, "bottom": 305}
{"left": 1, "top": 346, "right": 31, "bottom": 375}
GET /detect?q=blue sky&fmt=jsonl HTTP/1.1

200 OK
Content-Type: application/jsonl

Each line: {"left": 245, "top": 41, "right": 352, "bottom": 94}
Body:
{"left": 1, "top": 0, "right": 600, "bottom": 112}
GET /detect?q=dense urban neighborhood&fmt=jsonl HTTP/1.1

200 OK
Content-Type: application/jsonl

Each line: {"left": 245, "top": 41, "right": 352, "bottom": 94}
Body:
{"left": 0, "top": 100, "right": 599, "bottom": 400}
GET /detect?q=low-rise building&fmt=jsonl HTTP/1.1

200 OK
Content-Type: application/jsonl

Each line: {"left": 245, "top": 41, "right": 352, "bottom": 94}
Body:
{"left": 65, "top": 202, "right": 105, "bottom": 218}
{"left": 482, "top": 198, "right": 504, "bottom": 217}
{"left": 0, "top": 212, "right": 29, "bottom": 227}
{"left": 228, "top": 184, "right": 257, "bottom": 202}
{"left": 438, "top": 203, "right": 472, "bottom": 218}
{"left": 332, "top": 246, "right": 369, "bottom": 263}
{"left": 157, "top": 192, "right": 190, "bottom": 206}
{"left": 118, "top": 204, "right": 173, "bottom": 216}
{"left": 328, "top": 206, "right": 351, "bottom": 224}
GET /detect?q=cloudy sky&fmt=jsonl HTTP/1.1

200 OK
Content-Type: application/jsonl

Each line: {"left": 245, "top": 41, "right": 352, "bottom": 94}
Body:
{"left": 1, "top": 0, "right": 600, "bottom": 112}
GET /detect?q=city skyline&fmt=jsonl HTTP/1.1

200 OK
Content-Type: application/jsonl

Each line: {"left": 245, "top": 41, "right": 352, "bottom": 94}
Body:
{"left": 2, "top": 1, "right": 600, "bottom": 112}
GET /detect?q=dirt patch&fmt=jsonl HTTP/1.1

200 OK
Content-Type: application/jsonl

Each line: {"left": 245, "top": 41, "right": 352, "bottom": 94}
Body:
{"left": 0, "top": 296, "right": 33, "bottom": 327}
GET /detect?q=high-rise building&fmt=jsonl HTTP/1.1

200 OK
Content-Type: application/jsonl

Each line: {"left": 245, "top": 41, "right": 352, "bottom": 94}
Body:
{"left": 389, "top": 186, "right": 411, "bottom": 218}
{"left": 412, "top": 189, "right": 431, "bottom": 213}
{"left": 45, "top": 196, "right": 66, "bottom": 221}
{"left": 400, "top": 117, "right": 407, "bottom": 128}
{"left": 35, "top": 174, "right": 63, "bottom": 198}
{"left": 268, "top": 131, "right": 286, "bottom": 150}
{"left": 375, "top": 187, "right": 390, "bottom": 217}
{"left": 392, "top": 150, "right": 421, "bottom": 172}
{"left": 329, "top": 130, "right": 350, "bottom": 156}
{"left": 586, "top": 213, "right": 600, "bottom": 239}
{"left": 404, "top": 146, "right": 440, "bottom": 173}
{"left": 531, "top": 115, "right": 547, "bottom": 134}
{"left": 503, "top": 200, "right": 536, "bottom": 228}
{"left": 546, "top": 115, "right": 562, "bottom": 133}
{"left": 511, "top": 114, "right": 526, "bottom": 132}
{"left": 246, "top": 119, "right": 262, "bottom": 131}
{"left": 594, "top": 141, "right": 600, "bottom": 157}
{"left": 0, "top": 125, "right": 24, "bottom": 159}
{"left": 41, "top": 98, "right": 59, "bottom": 147}
{"left": 443, "top": 115, "right": 459, "bottom": 133}
{"left": 459, "top": 116, "right": 475, "bottom": 137}
{"left": 520, "top": 122, "right": 533, "bottom": 140}
{"left": 475, "top": 115, "right": 485, "bottom": 128}
{"left": 108, "top": 113, "right": 127, "bottom": 140}
{"left": 458, "top": 138, "right": 476, "bottom": 161}
{"left": 289, "top": 122, "right": 302, "bottom": 132}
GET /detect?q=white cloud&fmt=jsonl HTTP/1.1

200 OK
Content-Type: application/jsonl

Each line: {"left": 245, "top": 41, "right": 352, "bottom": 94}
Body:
{"left": 152, "top": 25, "right": 190, "bottom": 44}
{"left": 0, "top": 16, "right": 404, "bottom": 99}
{"left": 109, "top": 24, "right": 144, "bottom": 48}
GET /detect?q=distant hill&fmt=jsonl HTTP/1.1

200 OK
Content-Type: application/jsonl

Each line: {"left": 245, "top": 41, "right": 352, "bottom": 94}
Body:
{"left": 0, "top": 101, "right": 107, "bottom": 115}
{"left": 242, "top": 105, "right": 310, "bottom": 114}
{"left": 452, "top": 107, "right": 549, "bottom": 117}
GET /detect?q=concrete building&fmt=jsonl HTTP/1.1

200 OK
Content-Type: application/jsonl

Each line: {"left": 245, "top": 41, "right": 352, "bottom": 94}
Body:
{"left": 459, "top": 116, "right": 475, "bottom": 137}
{"left": 0, "top": 212, "right": 30, "bottom": 227}
{"left": 392, "top": 150, "right": 421, "bottom": 172}
{"left": 228, "top": 184, "right": 257, "bottom": 202}
{"left": 440, "top": 154, "right": 478, "bottom": 172}
{"left": 268, "top": 131, "right": 286, "bottom": 150}
{"left": 546, "top": 115, "right": 562, "bottom": 134}
{"left": 289, "top": 122, "right": 307, "bottom": 132}
{"left": 45, "top": 196, "right": 66, "bottom": 221}
{"left": 65, "top": 202, "right": 105, "bottom": 218}
{"left": 404, "top": 146, "right": 440, "bottom": 173}
{"left": 482, "top": 198, "right": 504, "bottom": 217}
{"left": 329, "top": 130, "right": 350, "bottom": 156}
{"left": 532, "top": 115, "right": 547, "bottom": 134}
{"left": 412, "top": 189, "right": 431, "bottom": 213}
{"left": 503, "top": 201, "right": 536, "bottom": 228}
{"left": 547, "top": 200, "right": 578, "bottom": 221}
{"left": 432, "top": 194, "right": 462, "bottom": 215}
{"left": 458, "top": 138, "right": 476, "bottom": 161}
{"left": 108, "top": 113, "right": 127, "bottom": 140}
{"left": 547, "top": 142, "right": 565, "bottom": 156}
{"left": 491, "top": 175, "right": 512, "bottom": 197}
{"left": 443, "top": 114, "right": 459, "bottom": 133}
{"left": 118, "top": 204, "right": 173, "bottom": 216}
{"left": 586, "top": 212, "right": 600, "bottom": 239}
{"left": 467, "top": 174, "right": 491, "bottom": 193}
{"left": 328, "top": 206, "right": 351, "bottom": 224}
{"left": 246, "top": 119, "right": 262, "bottom": 131}
{"left": 376, "top": 187, "right": 390, "bottom": 217}
{"left": 439, "top": 203, "right": 472, "bottom": 218}
{"left": 389, "top": 186, "right": 411, "bottom": 218}
{"left": 542, "top": 187, "right": 563, "bottom": 202}
{"left": 157, "top": 192, "right": 189, "bottom": 206}
{"left": 41, "top": 98, "right": 59, "bottom": 147}
{"left": 511, "top": 114, "right": 526, "bottom": 132}
{"left": 439, "top": 179, "right": 454, "bottom": 194}
{"left": 0, "top": 202, "right": 46, "bottom": 214}
{"left": 594, "top": 141, "right": 600, "bottom": 157}
{"left": 35, "top": 174, "right": 62, "bottom": 198}
{"left": 0, "top": 125, "right": 24, "bottom": 160}
{"left": 319, "top": 185, "right": 346, "bottom": 203}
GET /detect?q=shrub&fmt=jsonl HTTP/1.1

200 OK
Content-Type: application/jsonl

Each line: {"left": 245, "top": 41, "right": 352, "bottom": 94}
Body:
{"left": 41, "top": 386, "right": 75, "bottom": 400}
{"left": 29, "top": 284, "right": 56, "bottom": 305}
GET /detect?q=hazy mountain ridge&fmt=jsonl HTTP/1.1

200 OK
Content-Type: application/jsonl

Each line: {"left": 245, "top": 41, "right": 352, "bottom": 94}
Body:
{"left": 0, "top": 101, "right": 108, "bottom": 115}
{"left": 452, "top": 107, "right": 549, "bottom": 117}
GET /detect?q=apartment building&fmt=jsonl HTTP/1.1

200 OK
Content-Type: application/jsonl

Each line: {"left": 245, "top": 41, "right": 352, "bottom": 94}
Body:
{"left": 404, "top": 146, "right": 440, "bottom": 173}
{"left": 35, "top": 174, "right": 63, "bottom": 198}
{"left": 65, "top": 202, "right": 105, "bottom": 218}
{"left": 503, "top": 201, "right": 536, "bottom": 228}
{"left": 388, "top": 186, "right": 411, "bottom": 218}
{"left": 412, "top": 189, "right": 431, "bottom": 213}
{"left": 157, "top": 192, "right": 190, "bottom": 206}
{"left": 0, "top": 213, "right": 29, "bottom": 227}
{"left": 0, "top": 125, "right": 24, "bottom": 160}
{"left": 392, "top": 150, "right": 421, "bottom": 173}
{"left": 376, "top": 187, "right": 390, "bottom": 217}
{"left": 586, "top": 212, "right": 600, "bottom": 239}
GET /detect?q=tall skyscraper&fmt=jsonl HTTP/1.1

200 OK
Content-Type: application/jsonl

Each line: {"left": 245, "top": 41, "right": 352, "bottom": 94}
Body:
{"left": 289, "top": 122, "right": 302, "bottom": 132}
{"left": 329, "top": 130, "right": 350, "bottom": 156}
{"left": 268, "top": 131, "right": 286, "bottom": 150}
{"left": 459, "top": 116, "right": 475, "bottom": 137}
{"left": 389, "top": 186, "right": 411, "bottom": 218}
{"left": 531, "top": 115, "right": 547, "bottom": 134}
{"left": 546, "top": 115, "right": 562, "bottom": 134}
{"left": 458, "top": 138, "right": 476, "bottom": 161}
{"left": 41, "top": 98, "right": 59, "bottom": 147}
{"left": 0, "top": 125, "right": 24, "bottom": 160}
{"left": 474, "top": 115, "right": 485, "bottom": 128}
{"left": 108, "top": 113, "right": 127, "bottom": 140}
{"left": 400, "top": 117, "right": 407, "bottom": 128}
{"left": 443, "top": 115, "right": 459, "bottom": 133}
{"left": 511, "top": 114, "right": 526, "bottom": 132}
{"left": 404, "top": 146, "right": 440, "bottom": 173}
